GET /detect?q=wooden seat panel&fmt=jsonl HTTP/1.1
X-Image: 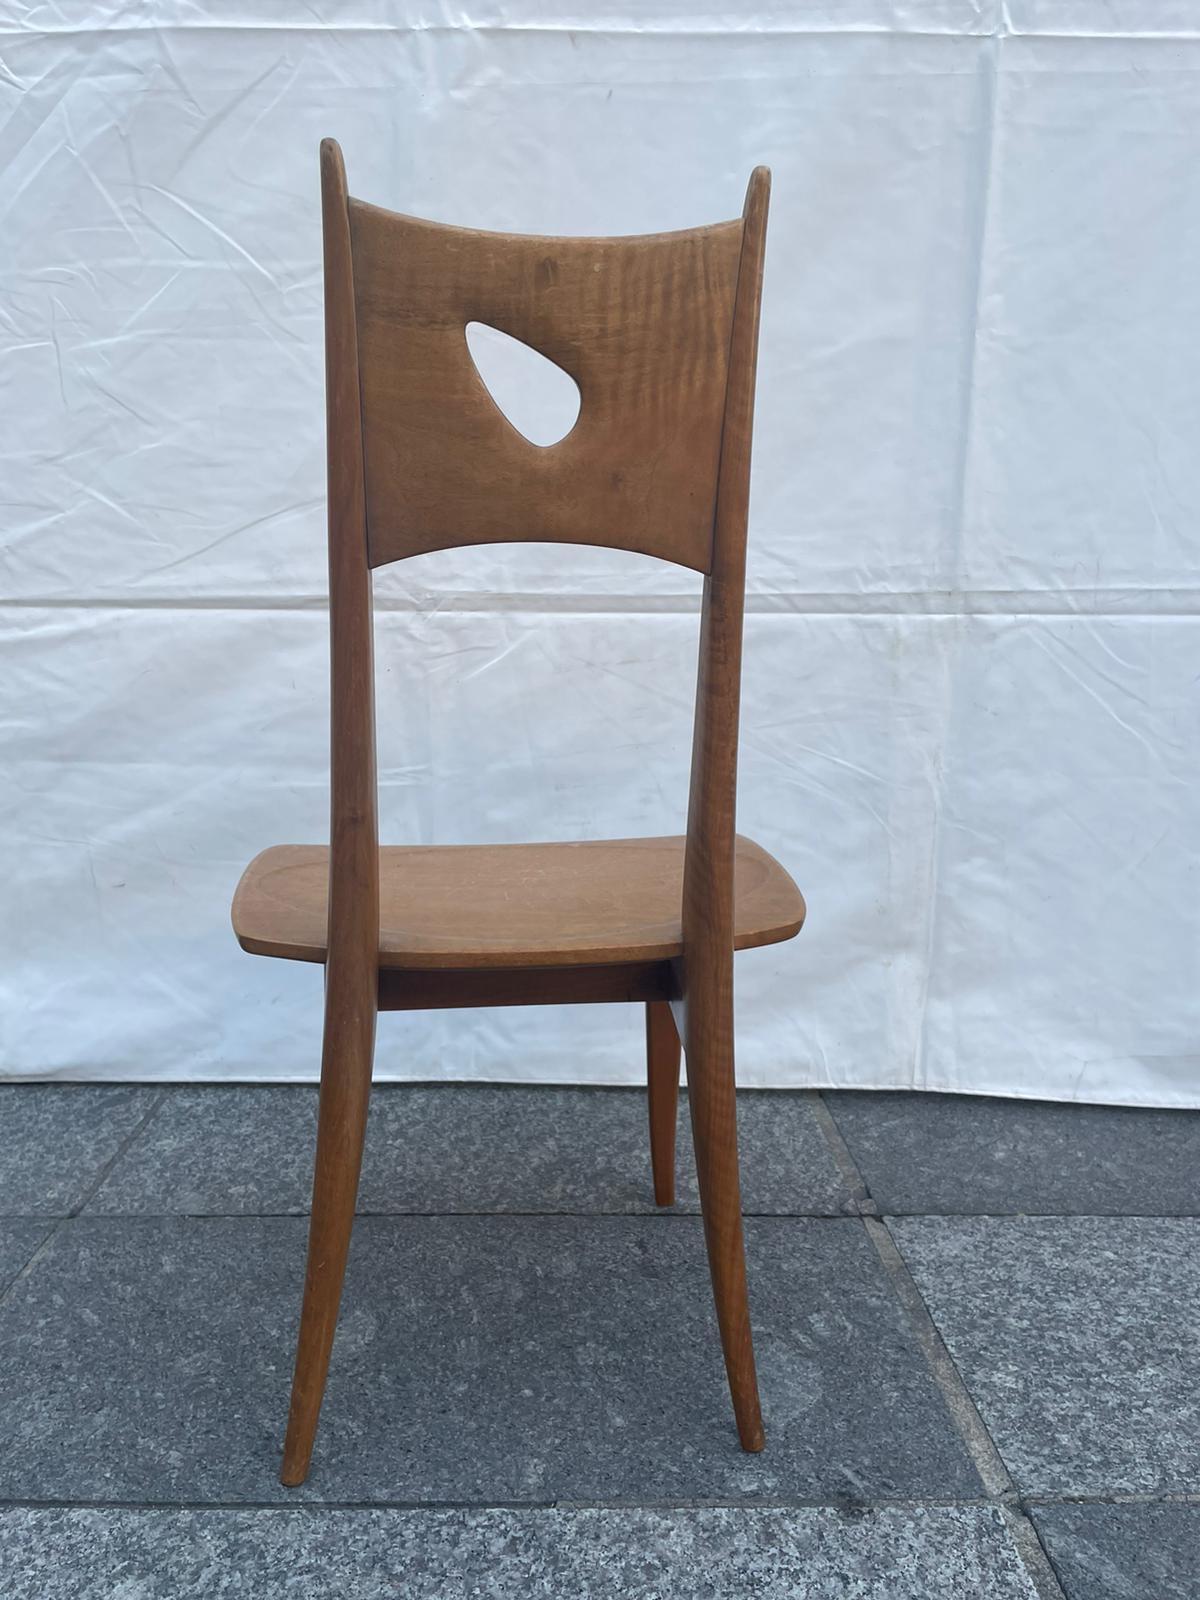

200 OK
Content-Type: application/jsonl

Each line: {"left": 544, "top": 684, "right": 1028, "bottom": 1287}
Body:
{"left": 232, "top": 834, "right": 804, "bottom": 971}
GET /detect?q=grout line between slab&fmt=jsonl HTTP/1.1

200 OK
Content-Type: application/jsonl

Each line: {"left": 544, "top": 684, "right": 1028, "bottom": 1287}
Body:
{"left": 0, "top": 1493, "right": 1025, "bottom": 1514}
{"left": 812, "top": 1093, "right": 1070, "bottom": 1600}
{"left": 816, "top": 1096, "right": 1012, "bottom": 1497}
{"left": 861, "top": 1217, "right": 1016, "bottom": 1500}
{"left": 1, "top": 1489, "right": 1196, "bottom": 1515}
{"left": 19, "top": 1204, "right": 1200, "bottom": 1220}
{"left": 806, "top": 1092, "right": 877, "bottom": 1215}
{"left": 0, "top": 1092, "right": 169, "bottom": 1313}
{"left": 1024, "top": 1491, "right": 1200, "bottom": 1507}
{"left": 72, "top": 1207, "right": 856, "bottom": 1221}
{"left": 999, "top": 1505, "right": 1073, "bottom": 1600}
{"left": 41, "top": 1206, "right": 1200, "bottom": 1220}
{"left": 71, "top": 1090, "right": 170, "bottom": 1217}
{"left": 853, "top": 1208, "right": 1200, "bottom": 1220}
{"left": 0, "top": 1220, "right": 57, "bottom": 1307}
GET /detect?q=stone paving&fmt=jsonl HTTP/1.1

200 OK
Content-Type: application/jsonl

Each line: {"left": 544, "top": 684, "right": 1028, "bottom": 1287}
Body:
{"left": 0, "top": 1083, "right": 1196, "bottom": 1597}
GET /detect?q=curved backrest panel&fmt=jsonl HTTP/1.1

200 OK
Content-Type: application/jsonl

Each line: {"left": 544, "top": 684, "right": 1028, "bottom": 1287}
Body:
{"left": 347, "top": 199, "right": 744, "bottom": 573}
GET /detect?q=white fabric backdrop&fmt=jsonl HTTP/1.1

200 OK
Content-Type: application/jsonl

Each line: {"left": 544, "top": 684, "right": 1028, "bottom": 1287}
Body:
{"left": 2, "top": 1, "right": 1198, "bottom": 1102}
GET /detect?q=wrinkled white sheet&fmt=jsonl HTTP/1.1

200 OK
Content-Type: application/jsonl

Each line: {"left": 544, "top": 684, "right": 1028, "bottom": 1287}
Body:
{"left": 2, "top": 2, "right": 1198, "bottom": 1102}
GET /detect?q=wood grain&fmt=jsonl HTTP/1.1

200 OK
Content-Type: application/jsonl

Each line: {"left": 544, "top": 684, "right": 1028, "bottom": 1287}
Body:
{"left": 233, "top": 835, "right": 804, "bottom": 970}
{"left": 279, "top": 140, "right": 380, "bottom": 1489}
{"left": 350, "top": 201, "right": 742, "bottom": 572}
{"left": 235, "top": 141, "right": 795, "bottom": 1485}
{"left": 646, "top": 1001, "right": 682, "bottom": 1207}
{"left": 677, "top": 167, "right": 772, "bottom": 1453}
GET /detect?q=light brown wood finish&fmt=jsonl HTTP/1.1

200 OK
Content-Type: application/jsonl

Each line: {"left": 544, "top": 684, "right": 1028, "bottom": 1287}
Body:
{"left": 677, "top": 166, "right": 772, "bottom": 1453}
{"left": 349, "top": 201, "right": 742, "bottom": 571}
{"left": 236, "top": 141, "right": 801, "bottom": 1486}
{"left": 646, "top": 1001, "right": 682, "bottom": 1207}
{"left": 233, "top": 835, "right": 803, "bottom": 969}
{"left": 279, "top": 140, "right": 379, "bottom": 1489}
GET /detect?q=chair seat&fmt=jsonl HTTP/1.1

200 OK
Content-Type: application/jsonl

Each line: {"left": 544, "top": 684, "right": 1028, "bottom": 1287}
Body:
{"left": 232, "top": 834, "right": 805, "bottom": 971}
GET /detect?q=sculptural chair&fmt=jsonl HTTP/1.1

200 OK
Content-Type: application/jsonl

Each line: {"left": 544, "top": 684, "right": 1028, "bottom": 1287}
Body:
{"left": 232, "top": 139, "right": 805, "bottom": 1486}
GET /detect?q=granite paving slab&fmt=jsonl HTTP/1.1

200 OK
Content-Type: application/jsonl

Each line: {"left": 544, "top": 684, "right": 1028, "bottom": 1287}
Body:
{"left": 0, "top": 1505, "right": 1041, "bottom": 1600}
{"left": 826, "top": 1091, "right": 1200, "bottom": 1215}
{"left": 0, "top": 1221, "right": 52, "bottom": 1296}
{"left": 1031, "top": 1501, "right": 1200, "bottom": 1600}
{"left": 90, "top": 1084, "right": 851, "bottom": 1216}
{"left": 890, "top": 1216, "right": 1200, "bottom": 1495}
{"left": 0, "top": 1214, "right": 980, "bottom": 1504}
{"left": 0, "top": 1086, "right": 159, "bottom": 1216}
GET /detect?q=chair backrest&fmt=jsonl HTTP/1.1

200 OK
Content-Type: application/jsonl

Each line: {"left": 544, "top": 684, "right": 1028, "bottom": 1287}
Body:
{"left": 350, "top": 199, "right": 743, "bottom": 573}
{"left": 318, "top": 138, "right": 770, "bottom": 1003}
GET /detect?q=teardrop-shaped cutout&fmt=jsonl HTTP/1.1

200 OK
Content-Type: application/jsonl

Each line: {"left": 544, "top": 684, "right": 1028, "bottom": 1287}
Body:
{"left": 465, "top": 321, "right": 581, "bottom": 447}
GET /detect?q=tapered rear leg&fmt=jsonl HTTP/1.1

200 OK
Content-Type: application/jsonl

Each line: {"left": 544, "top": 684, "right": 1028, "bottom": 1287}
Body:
{"left": 280, "top": 970, "right": 376, "bottom": 1486}
{"left": 685, "top": 1013, "right": 764, "bottom": 1452}
{"left": 646, "top": 1000, "right": 681, "bottom": 1206}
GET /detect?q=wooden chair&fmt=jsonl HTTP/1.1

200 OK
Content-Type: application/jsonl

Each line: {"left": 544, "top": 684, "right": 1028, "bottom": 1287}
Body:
{"left": 232, "top": 139, "right": 805, "bottom": 1486}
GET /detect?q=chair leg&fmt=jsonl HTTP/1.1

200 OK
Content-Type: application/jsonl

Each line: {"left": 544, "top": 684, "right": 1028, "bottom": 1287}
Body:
{"left": 646, "top": 1000, "right": 681, "bottom": 1206}
{"left": 685, "top": 1017, "right": 765, "bottom": 1452}
{"left": 279, "top": 975, "right": 376, "bottom": 1486}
